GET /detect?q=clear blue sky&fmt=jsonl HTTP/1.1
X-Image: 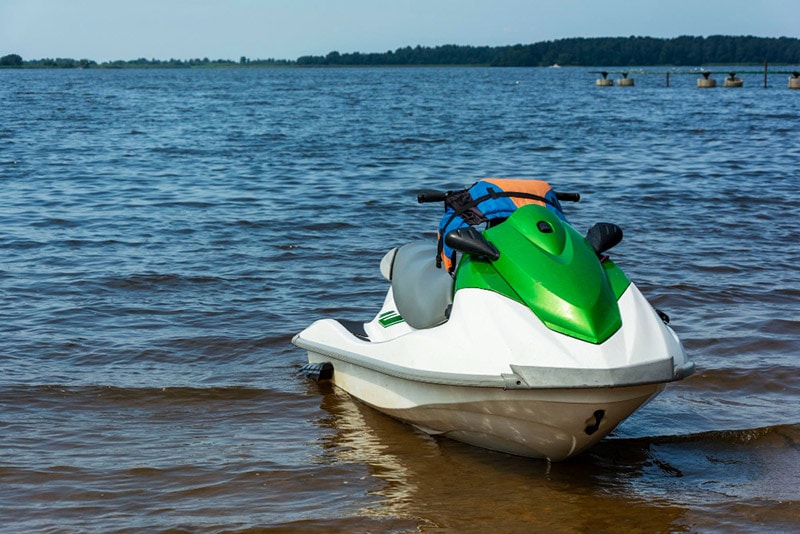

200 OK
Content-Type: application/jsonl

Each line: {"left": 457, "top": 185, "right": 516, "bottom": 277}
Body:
{"left": 1, "top": 0, "right": 798, "bottom": 62}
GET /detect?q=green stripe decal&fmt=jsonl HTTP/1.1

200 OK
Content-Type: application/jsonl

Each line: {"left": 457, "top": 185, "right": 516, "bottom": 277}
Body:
{"left": 378, "top": 310, "right": 405, "bottom": 327}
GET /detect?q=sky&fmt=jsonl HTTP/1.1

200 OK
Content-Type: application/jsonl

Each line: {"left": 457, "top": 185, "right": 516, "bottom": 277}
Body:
{"left": 1, "top": 0, "right": 798, "bottom": 62}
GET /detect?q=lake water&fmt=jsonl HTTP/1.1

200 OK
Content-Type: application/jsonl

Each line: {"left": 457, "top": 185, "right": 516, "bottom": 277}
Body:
{"left": 1, "top": 66, "right": 799, "bottom": 532}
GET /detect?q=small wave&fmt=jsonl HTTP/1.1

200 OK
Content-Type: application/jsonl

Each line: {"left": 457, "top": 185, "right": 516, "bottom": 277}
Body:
{"left": 233, "top": 220, "right": 277, "bottom": 229}
{"left": 300, "top": 221, "right": 358, "bottom": 232}
{"left": 759, "top": 317, "right": 800, "bottom": 335}
{"left": 391, "top": 137, "right": 448, "bottom": 144}
{"left": 0, "top": 384, "right": 309, "bottom": 406}
{"left": 692, "top": 333, "right": 800, "bottom": 358}
{"left": 100, "top": 273, "right": 224, "bottom": 290}
{"left": 0, "top": 239, "right": 45, "bottom": 250}
{"left": 601, "top": 423, "right": 800, "bottom": 453}
{"left": 150, "top": 146, "right": 206, "bottom": 156}
{"left": 688, "top": 365, "right": 800, "bottom": 394}
{"left": 763, "top": 113, "right": 800, "bottom": 120}
{"left": 30, "top": 218, "right": 80, "bottom": 228}
{"left": 649, "top": 423, "right": 800, "bottom": 447}
{"left": 144, "top": 333, "right": 294, "bottom": 354}
{"left": 153, "top": 200, "right": 216, "bottom": 208}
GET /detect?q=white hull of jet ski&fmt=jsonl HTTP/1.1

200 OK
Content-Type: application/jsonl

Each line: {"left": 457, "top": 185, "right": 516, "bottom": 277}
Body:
{"left": 293, "top": 284, "right": 694, "bottom": 461}
{"left": 303, "top": 347, "right": 664, "bottom": 460}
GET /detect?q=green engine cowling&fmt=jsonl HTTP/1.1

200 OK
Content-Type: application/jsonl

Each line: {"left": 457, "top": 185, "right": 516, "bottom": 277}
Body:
{"left": 453, "top": 204, "right": 631, "bottom": 344}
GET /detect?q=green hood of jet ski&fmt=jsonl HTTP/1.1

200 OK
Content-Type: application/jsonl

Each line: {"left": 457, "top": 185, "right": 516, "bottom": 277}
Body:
{"left": 453, "top": 204, "right": 630, "bottom": 344}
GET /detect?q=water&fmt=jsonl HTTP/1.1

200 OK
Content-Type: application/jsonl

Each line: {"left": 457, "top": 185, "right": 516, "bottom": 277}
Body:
{"left": 1, "top": 66, "right": 799, "bottom": 532}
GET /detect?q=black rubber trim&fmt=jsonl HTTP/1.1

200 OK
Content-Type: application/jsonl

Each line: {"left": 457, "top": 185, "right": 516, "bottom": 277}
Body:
{"left": 336, "top": 319, "right": 370, "bottom": 341}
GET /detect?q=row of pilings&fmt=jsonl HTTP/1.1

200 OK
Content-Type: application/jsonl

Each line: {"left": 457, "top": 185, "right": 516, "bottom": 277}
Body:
{"left": 595, "top": 65, "right": 800, "bottom": 89}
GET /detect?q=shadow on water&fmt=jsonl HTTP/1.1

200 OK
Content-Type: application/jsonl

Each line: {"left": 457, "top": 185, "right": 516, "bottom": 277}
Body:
{"left": 307, "top": 381, "right": 800, "bottom": 533}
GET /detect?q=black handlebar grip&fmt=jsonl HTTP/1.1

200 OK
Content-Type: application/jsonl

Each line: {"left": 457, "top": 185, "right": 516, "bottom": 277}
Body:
{"left": 555, "top": 192, "right": 581, "bottom": 202}
{"left": 417, "top": 189, "right": 448, "bottom": 203}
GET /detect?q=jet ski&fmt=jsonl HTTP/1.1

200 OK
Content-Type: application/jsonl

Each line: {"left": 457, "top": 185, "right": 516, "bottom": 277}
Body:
{"left": 293, "top": 179, "right": 694, "bottom": 461}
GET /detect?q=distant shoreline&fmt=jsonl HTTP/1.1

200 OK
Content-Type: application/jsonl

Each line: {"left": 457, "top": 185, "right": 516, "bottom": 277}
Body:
{"left": 5, "top": 62, "right": 800, "bottom": 70}
{"left": 3, "top": 35, "right": 800, "bottom": 69}
{"left": 3, "top": 64, "right": 799, "bottom": 73}
{"left": 1, "top": 62, "right": 498, "bottom": 70}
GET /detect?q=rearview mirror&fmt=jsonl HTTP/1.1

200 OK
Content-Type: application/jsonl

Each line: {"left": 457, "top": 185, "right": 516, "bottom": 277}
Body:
{"left": 445, "top": 227, "right": 500, "bottom": 261}
{"left": 586, "top": 223, "right": 623, "bottom": 255}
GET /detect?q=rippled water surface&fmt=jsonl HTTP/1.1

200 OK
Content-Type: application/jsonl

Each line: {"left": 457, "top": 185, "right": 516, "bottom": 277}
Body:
{"left": 1, "top": 67, "right": 799, "bottom": 532}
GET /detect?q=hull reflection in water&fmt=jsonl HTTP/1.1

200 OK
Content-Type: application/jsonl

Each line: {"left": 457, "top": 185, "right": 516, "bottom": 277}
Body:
{"left": 312, "top": 382, "right": 427, "bottom": 529}
{"left": 310, "top": 382, "right": 697, "bottom": 532}
{"left": 312, "top": 382, "right": 800, "bottom": 532}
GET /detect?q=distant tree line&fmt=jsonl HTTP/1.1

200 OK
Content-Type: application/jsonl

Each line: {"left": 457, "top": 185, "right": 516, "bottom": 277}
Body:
{"left": 3, "top": 36, "right": 800, "bottom": 69}
{"left": 299, "top": 36, "right": 800, "bottom": 66}
{"left": 16, "top": 57, "right": 97, "bottom": 68}
{"left": 97, "top": 57, "right": 292, "bottom": 68}
{"left": 490, "top": 36, "right": 800, "bottom": 66}
{"left": 0, "top": 53, "right": 23, "bottom": 67}
{"left": 296, "top": 44, "right": 502, "bottom": 66}
{"left": 0, "top": 54, "right": 293, "bottom": 69}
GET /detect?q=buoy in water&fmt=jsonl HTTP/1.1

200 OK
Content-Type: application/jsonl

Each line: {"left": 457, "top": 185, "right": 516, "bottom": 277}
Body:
{"left": 790, "top": 72, "right": 800, "bottom": 89}
{"left": 724, "top": 72, "right": 743, "bottom": 87}
{"left": 596, "top": 71, "right": 613, "bottom": 86}
{"left": 697, "top": 71, "right": 716, "bottom": 88}
{"left": 616, "top": 72, "right": 634, "bottom": 86}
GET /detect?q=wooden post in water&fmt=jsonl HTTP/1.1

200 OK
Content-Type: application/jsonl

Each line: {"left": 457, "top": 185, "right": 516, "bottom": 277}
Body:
{"left": 616, "top": 71, "right": 634, "bottom": 86}
{"left": 596, "top": 71, "right": 613, "bottom": 87}
{"left": 764, "top": 61, "right": 768, "bottom": 88}
{"left": 697, "top": 71, "right": 716, "bottom": 88}
{"left": 666, "top": 72, "right": 670, "bottom": 87}
{"left": 724, "top": 72, "right": 743, "bottom": 87}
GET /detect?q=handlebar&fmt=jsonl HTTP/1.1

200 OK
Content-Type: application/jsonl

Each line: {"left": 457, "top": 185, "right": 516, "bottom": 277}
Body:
{"left": 555, "top": 192, "right": 580, "bottom": 202}
{"left": 417, "top": 189, "right": 448, "bottom": 203}
{"left": 419, "top": 189, "right": 581, "bottom": 204}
